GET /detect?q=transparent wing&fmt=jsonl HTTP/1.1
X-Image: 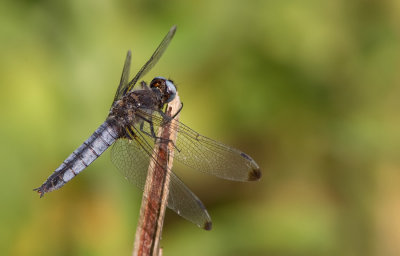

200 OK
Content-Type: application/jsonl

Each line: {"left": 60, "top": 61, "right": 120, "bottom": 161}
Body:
{"left": 136, "top": 109, "right": 261, "bottom": 181}
{"left": 123, "top": 25, "right": 177, "bottom": 95}
{"left": 110, "top": 124, "right": 211, "bottom": 230}
{"left": 112, "top": 50, "right": 132, "bottom": 104}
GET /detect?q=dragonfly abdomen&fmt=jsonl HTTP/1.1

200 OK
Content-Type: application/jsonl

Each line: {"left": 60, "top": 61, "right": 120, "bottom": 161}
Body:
{"left": 34, "top": 120, "right": 119, "bottom": 197}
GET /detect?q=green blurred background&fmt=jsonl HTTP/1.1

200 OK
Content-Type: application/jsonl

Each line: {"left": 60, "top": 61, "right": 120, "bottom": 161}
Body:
{"left": 1, "top": 0, "right": 400, "bottom": 255}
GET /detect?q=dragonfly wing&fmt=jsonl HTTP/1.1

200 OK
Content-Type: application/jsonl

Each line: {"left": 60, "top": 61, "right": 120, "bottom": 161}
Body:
{"left": 124, "top": 25, "right": 177, "bottom": 95}
{"left": 110, "top": 124, "right": 211, "bottom": 229}
{"left": 112, "top": 50, "right": 132, "bottom": 104}
{"left": 136, "top": 109, "right": 261, "bottom": 181}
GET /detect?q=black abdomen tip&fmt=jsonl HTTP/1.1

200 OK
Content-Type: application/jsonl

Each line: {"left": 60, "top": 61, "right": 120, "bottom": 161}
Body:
{"left": 248, "top": 168, "right": 262, "bottom": 181}
{"left": 203, "top": 221, "right": 212, "bottom": 230}
{"left": 33, "top": 187, "right": 45, "bottom": 198}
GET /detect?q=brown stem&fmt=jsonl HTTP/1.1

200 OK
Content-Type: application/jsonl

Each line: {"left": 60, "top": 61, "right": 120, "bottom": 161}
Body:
{"left": 133, "top": 93, "right": 181, "bottom": 256}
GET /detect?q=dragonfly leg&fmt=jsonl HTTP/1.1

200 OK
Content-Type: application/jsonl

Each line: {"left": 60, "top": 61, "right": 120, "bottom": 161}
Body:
{"left": 171, "top": 102, "right": 183, "bottom": 119}
{"left": 158, "top": 102, "right": 183, "bottom": 125}
{"left": 138, "top": 115, "right": 180, "bottom": 152}
{"left": 138, "top": 116, "right": 169, "bottom": 142}
{"left": 139, "top": 118, "right": 157, "bottom": 138}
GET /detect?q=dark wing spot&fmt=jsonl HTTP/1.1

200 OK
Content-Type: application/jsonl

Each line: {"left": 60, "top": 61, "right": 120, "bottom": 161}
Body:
{"left": 203, "top": 221, "right": 212, "bottom": 231}
{"left": 240, "top": 152, "right": 261, "bottom": 180}
{"left": 248, "top": 168, "right": 262, "bottom": 181}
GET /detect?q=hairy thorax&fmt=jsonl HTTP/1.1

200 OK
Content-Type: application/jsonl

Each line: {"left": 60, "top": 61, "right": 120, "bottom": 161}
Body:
{"left": 108, "top": 90, "right": 162, "bottom": 131}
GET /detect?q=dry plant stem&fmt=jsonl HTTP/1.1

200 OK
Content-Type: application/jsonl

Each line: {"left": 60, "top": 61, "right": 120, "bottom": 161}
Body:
{"left": 133, "top": 94, "right": 181, "bottom": 256}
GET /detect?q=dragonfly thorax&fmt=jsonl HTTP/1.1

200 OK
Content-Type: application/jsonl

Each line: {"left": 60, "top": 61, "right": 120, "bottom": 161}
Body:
{"left": 110, "top": 91, "right": 154, "bottom": 125}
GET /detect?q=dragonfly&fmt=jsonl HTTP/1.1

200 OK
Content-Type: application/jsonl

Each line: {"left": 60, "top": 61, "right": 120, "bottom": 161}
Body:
{"left": 34, "top": 25, "right": 261, "bottom": 230}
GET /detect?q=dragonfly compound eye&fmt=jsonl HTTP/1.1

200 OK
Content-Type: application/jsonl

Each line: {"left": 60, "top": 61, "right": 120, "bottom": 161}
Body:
{"left": 165, "top": 79, "right": 177, "bottom": 103}
{"left": 151, "top": 76, "right": 167, "bottom": 89}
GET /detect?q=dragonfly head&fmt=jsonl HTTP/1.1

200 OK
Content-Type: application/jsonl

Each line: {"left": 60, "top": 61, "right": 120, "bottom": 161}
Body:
{"left": 150, "top": 76, "right": 177, "bottom": 103}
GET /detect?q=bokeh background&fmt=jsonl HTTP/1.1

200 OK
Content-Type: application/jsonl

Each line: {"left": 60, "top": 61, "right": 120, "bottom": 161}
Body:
{"left": 1, "top": 0, "right": 400, "bottom": 255}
